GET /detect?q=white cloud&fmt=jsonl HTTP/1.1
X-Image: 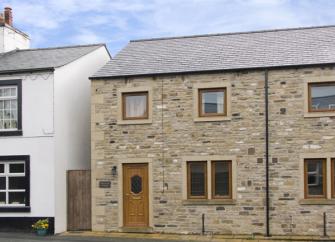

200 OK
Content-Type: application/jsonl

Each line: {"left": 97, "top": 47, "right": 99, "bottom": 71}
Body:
{"left": 2, "top": 0, "right": 335, "bottom": 54}
{"left": 70, "top": 29, "right": 107, "bottom": 44}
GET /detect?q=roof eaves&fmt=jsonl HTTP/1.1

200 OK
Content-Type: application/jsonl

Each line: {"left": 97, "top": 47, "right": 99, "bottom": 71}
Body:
{"left": 0, "top": 67, "right": 55, "bottom": 75}
{"left": 89, "top": 62, "right": 335, "bottom": 80}
{"left": 15, "top": 43, "right": 106, "bottom": 53}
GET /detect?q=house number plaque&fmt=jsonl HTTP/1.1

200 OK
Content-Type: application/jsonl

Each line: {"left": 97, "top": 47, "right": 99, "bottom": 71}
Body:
{"left": 99, "top": 181, "right": 111, "bottom": 188}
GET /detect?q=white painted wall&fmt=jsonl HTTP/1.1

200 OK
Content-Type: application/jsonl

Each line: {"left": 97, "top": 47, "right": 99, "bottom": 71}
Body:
{"left": 0, "top": 72, "right": 55, "bottom": 217}
{"left": 54, "top": 46, "right": 110, "bottom": 233}
{"left": 0, "top": 25, "right": 30, "bottom": 53}
{"left": 0, "top": 46, "right": 110, "bottom": 233}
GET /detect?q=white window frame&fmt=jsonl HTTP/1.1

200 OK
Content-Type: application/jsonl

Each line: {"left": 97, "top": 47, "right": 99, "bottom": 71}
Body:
{"left": 0, "top": 85, "right": 18, "bottom": 131}
{"left": 0, "top": 161, "right": 26, "bottom": 207}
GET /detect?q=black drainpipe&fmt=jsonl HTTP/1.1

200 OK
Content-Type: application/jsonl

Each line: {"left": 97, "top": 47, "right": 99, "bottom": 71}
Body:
{"left": 264, "top": 69, "right": 271, "bottom": 237}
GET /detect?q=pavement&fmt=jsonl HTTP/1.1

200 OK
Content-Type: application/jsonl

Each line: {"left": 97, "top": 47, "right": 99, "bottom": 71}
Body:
{"left": 0, "top": 232, "right": 334, "bottom": 242}
{"left": 0, "top": 232, "right": 193, "bottom": 242}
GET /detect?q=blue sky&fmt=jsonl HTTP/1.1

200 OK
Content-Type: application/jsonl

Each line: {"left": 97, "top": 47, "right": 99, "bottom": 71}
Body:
{"left": 2, "top": 0, "right": 335, "bottom": 56}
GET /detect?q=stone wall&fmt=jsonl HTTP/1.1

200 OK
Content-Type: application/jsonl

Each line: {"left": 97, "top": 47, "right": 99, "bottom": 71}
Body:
{"left": 91, "top": 66, "right": 335, "bottom": 236}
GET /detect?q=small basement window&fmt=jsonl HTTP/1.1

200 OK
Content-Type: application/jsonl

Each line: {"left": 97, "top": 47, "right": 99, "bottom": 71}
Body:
{"left": 308, "top": 82, "right": 335, "bottom": 112}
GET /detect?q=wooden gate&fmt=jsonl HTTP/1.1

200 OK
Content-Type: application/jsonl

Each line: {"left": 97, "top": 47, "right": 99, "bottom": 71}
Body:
{"left": 67, "top": 170, "right": 91, "bottom": 231}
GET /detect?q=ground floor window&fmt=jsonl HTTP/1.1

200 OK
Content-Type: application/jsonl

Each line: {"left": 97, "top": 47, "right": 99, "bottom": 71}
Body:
{"left": 0, "top": 156, "right": 30, "bottom": 212}
{"left": 304, "top": 158, "right": 326, "bottom": 199}
{"left": 212, "top": 161, "right": 232, "bottom": 199}
{"left": 187, "top": 161, "right": 207, "bottom": 199}
{"left": 186, "top": 158, "right": 233, "bottom": 200}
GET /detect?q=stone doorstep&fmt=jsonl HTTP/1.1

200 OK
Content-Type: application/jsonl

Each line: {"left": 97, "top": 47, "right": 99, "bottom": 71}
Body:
{"left": 61, "top": 231, "right": 335, "bottom": 241}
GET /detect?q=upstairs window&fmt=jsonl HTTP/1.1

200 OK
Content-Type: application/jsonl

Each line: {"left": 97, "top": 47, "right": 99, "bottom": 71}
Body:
{"left": 0, "top": 86, "right": 18, "bottom": 130}
{"left": 308, "top": 82, "right": 335, "bottom": 112}
{"left": 122, "top": 92, "right": 148, "bottom": 120}
{"left": 198, "top": 88, "right": 226, "bottom": 117}
{"left": 304, "top": 158, "right": 326, "bottom": 199}
{"left": 0, "top": 80, "right": 22, "bottom": 136}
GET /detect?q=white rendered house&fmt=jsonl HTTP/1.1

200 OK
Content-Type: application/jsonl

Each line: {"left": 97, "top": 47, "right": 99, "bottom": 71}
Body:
{"left": 0, "top": 7, "right": 111, "bottom": 233}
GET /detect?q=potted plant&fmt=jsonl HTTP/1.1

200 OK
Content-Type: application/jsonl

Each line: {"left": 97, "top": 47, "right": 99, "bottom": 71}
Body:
{"left": 32, "top": 219, "right": 49, "bottom": 236}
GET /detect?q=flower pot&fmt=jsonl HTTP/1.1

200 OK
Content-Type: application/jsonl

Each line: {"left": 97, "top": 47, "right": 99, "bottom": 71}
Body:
{"left": 36, "top": 229, "right": 48, "bottom": 236}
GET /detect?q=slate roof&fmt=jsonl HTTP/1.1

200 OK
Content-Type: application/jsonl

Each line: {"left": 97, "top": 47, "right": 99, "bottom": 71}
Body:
{"left": 92, "top": 25, "right": 335, "bottom": 78}
{"left": 0, "top": 44, "right": 106, "bottom": 74}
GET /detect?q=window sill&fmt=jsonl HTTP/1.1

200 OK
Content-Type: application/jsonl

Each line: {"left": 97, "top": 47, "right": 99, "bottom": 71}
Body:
{"left": 299, "top": 199, "right": 335, "bottom": 205}
{"left": 194, "top": 116, "right": 231, "bottom": 122}
{"left": 182, "top": 199, "right": 236, "bottom": 205}
{"left": 0, "top": 206, "right": 30, "bottom": 212}
{"left": 117, "top": 119, "right": 152, "bottom": 125}
{"left": 304, "top": 112, "right": 335, "bottom": 118}
{"left": 0, "top": 130, "right": 23, "bottom": 137}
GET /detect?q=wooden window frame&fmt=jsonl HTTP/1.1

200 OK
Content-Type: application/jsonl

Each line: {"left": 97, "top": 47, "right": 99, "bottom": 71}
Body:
{"left": 212, "top": 161, "right": 232, "bottom": 199}
{"left": 198, "top": 88, "right": 227, "bottom": 117}
{"left": 187, "top": 161, "right": 207, "bottom": 200}
{"left": 304, "top": 158, "right": 327, "bottom": 199}
{"left": 332, "top": 158, "right": 335, "bottom": 198}
{"left": 122, "top": 91, "right": 149, "bottom": 120}
{"left": 308, "top": 82, "right": 335, "bottom": 113}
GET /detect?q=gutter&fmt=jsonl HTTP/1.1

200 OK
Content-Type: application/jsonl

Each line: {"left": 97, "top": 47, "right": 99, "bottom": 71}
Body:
{"left": 264, "top": 69, "right": 270, "bottom": 237}
{"left": 89, "top": 62, "right": 335, "bottom": 80}
{"left": 0, "top": 67, "right": 54, "bottom": 75}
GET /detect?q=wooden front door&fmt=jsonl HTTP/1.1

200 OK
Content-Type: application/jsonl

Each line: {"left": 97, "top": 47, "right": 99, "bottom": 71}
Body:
{"left": 123, "top": 163, "right": 149, "bottom": 227}
{"left": 67, "top": 170, "right": 91, "bottom": 231}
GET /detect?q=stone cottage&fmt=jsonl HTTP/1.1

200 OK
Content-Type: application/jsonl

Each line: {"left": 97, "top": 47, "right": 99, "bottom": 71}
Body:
{"left": 90, "top": 25, "right": 335, "bottom": 237}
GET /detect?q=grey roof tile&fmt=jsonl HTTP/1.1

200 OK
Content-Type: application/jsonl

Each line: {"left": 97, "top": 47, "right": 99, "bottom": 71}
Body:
{"left": 0, "top": 44, "right": 106, "bottom": 74}
{"left": 93, "top": 25, "right": 335, "bottom": 78}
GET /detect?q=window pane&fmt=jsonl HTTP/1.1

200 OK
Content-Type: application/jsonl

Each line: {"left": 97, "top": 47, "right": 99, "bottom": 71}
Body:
{"left": 0, "top": 177, "right": 5, "bottom": 190}
{"left": 306, "top": 159, "right": 325, "bottom": 196}
{"left": 3, "top": 88, "right": 11, "bottom": 97}
{"left": 8, "top": 192, "right": 25, "bottom": 204}
{"left": 0, "top": 164, "right": 4, "bottom": 173}
{"left": 9, "top": 177, "right": 25, "bottom": 190}
{"left": 124, "top": 93, "right": 148, "bottom": 118}
{"left": 214, "top": 161, "right": 230, "bottom": 197}
{"left": 131, "top": 175, "right": 142, "bottom": 194}
{"left": 0, "top": 192, "right": 5, "bottom": 204}
{"left": 310, "top": 83, "right": 335, "bottom": 111}
{"left": 0, "top": 88, "right": 18, "bottom": 130}
{"left": 201, "top": 89, "right": 225, "bottom": 115}
{"left": 189, "top": 162, "right": 206, "bottom": 197}
{"left": 10, "top": 88, "right": 17, "bottom": 97}
{"left": 9, "top": 163, "right": 24, "bottom": 173}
